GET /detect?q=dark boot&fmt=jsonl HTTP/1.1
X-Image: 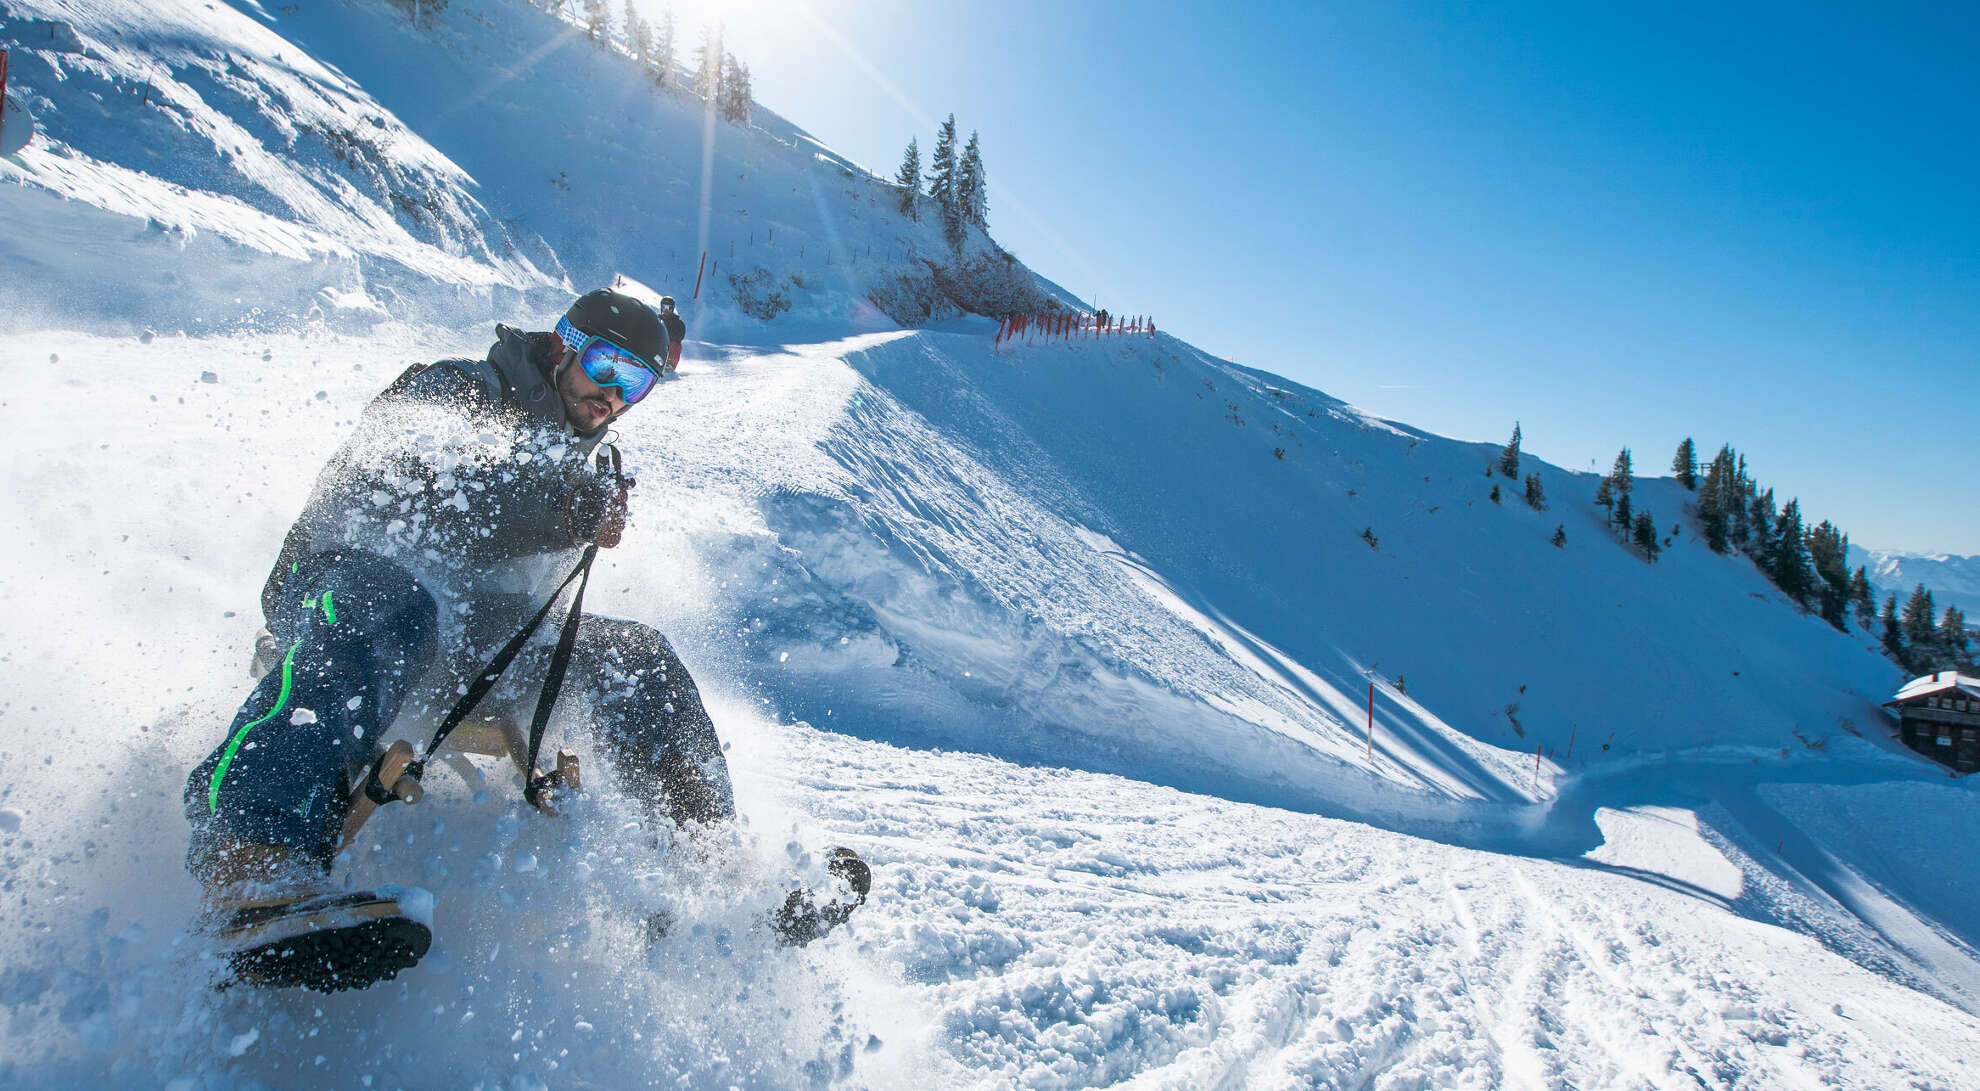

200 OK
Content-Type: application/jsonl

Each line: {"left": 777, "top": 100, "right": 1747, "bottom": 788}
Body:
{"left": 770, "top": 847, "right": 872, "bottom": 947}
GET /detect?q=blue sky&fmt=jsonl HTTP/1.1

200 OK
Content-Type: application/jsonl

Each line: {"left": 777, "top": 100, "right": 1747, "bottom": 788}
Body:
{"left": 675, "top": 0, "right": 1977, "bottom": 554}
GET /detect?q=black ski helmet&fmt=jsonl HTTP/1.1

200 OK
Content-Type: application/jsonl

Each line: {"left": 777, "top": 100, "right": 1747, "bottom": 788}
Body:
{"left": 659, "top": 295, "right": 676, "bottom": 311}
{"left": 563, "top": 289, "right": 665, "bottom": 366}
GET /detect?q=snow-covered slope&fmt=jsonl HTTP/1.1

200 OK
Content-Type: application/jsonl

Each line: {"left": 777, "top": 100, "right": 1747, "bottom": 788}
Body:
{"left": 0, "top": 0, "right": 567, "bottom": 330}
{"left": 0, "top": 0, "right": 1060, "bottom": 335}
{"left": 2, "top": 325, "right": 1976, "bottom": 1089}
{"left": 2, "top": 1, "right": 1977, "bottom": 1087}
{"left": 726, "top": 328, "right": 1905, "bottom": 814}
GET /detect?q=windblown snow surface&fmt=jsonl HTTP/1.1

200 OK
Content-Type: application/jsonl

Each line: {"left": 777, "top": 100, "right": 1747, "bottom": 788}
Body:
{"left": 3, "top": 1, "right": 1979, "bottom": 1088}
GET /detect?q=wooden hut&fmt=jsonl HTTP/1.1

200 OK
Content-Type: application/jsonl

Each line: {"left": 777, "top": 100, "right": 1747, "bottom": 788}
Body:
{"left": 1886, "top": 671, "right": 1980, "bottom": 772}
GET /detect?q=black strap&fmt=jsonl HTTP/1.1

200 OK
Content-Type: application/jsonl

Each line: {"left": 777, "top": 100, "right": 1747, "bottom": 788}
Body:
{"left": 399, "top": 444, "right": 623, "bottom": 799}
{"left": 408, "top": 544, "right": 598, "bottom": 782}
{"left": 520, "top": 445, "right": 620, "bottom": 804}
{"left": 523, "top": 546, "right": 594, "bottom": 806}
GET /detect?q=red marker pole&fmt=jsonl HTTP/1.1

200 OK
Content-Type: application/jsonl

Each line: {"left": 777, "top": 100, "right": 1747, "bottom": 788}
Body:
{"left": 691, "top": 251, "right": 707, "bottom": 300}
{"left": 1365, "top": 681, "right": 1374, "bottom": 762}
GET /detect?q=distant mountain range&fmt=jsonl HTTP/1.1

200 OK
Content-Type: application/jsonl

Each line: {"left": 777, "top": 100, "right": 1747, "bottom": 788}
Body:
{"left": 1850, "top": 547, "right": 1980, "bottom": 618}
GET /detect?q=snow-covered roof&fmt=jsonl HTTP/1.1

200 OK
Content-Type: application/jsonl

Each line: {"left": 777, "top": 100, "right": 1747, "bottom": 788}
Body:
{"left": 1886, "top": 671, "right": 1980, "bottom": 706}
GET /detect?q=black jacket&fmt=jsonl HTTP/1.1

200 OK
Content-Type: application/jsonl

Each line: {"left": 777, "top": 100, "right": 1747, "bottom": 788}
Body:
{"left": 262, "top": 325, "right": 616, "bottom": 623}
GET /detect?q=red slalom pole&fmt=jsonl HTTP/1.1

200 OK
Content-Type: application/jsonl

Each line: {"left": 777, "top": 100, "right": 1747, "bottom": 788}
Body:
{"left": 691, "top": 251, "right": 707, "bottom": 300}
{"left": 1365, "top": 681, "right": 1374, "bottom": 762}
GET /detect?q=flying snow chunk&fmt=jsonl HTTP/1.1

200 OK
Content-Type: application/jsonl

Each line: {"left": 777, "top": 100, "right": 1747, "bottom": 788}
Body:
{"left": 228, "top": 1028, "right": 259, "bottom": 1057}
{"left": 200, "top": 371, "right": 219, "bottom": 384}
{"left": 290, "top": 707, "right": 318, "bottom": 725}
{"left": 347, "top": 696, "right": 364, "bottom": 710}
{"left": 0, "top": 808, "right": 22, "bottom": 833}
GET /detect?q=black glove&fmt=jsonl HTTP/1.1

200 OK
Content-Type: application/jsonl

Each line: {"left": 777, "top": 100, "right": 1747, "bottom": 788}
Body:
{"left": 566, "top": 471, "right": 636, "bottom": 548}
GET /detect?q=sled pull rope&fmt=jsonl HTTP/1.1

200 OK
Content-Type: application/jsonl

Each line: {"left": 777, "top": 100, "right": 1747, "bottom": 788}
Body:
{"left": 521, "top": 445, "right": 619, "bottom": 806}
{"left": 388, "top": 444, "right": 621, "bottom": 801}
{"left": 402, "top": 544, "right": 599, "bottom": 787}
{"left": 523, "top": 541, "right": 594, "bottom": 808}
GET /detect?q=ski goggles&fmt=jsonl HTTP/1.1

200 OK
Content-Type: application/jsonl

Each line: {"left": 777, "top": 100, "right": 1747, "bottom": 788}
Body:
{"left": 555, "top": 316, "right": 661, "bottom": 405}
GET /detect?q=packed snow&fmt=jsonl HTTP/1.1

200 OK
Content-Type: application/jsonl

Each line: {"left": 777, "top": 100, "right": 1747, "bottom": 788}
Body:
{"left": 3, "top": 1, "right": 1978, "bottom": 1087}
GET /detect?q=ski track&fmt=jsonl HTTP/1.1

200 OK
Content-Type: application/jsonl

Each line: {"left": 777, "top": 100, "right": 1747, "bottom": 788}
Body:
{"left": 774, "top": 722, "right": 1980, "bottom": 1090}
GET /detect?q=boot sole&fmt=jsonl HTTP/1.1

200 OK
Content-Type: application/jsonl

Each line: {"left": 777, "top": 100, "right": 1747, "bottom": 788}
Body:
{"left": 227, "top": 915, "right": 432, "bottom": 993}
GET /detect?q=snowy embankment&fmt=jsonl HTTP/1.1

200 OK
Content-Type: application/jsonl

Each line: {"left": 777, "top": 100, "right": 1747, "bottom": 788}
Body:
{"left": 0, "top": 0, "right": 565, "bottom": 330}
{"left": 3, "top": 0, "right": 1980, "bottom": 1086}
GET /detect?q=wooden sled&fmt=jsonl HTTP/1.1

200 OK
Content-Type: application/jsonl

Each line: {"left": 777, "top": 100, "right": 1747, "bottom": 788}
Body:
{"left": 338, "top": 723, "right": 581, "bottom": 853}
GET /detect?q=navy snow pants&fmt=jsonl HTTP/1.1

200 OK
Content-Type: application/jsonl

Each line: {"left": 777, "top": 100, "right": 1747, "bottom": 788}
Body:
{"left": 185, "top": 551, "right": 735, "bottom": 878}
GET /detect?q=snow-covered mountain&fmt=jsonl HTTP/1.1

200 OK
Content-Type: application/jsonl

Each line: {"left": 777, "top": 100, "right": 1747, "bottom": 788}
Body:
{"left": 3, "top": 1, "right": 1977, "bottom": 1087}
{"left": 0, "top": 0, "right": 1056, "bottom": 334}
{"left": 1852, "top": 545, "right": 1980, "bottom": 620}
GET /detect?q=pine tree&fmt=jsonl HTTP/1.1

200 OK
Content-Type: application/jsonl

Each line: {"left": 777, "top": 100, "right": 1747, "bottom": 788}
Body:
{"left": 1805, "top": 519, "right": 1851, "bottom": 630}
{"left": 1729, "top": 453, "right": 1754, "bottom": 548}
{"left": 693, "top": 23, "right": 723, "bottom": 102}
{"left": 582, "top": 0, "right": 609, "bottom": 40}
{"left": 1697, "top": 452, "right": 1728, "bottom": 553}
{"left": 927, "top": 115, "right": 957, "bottom": 206}
{"left": 1850, "top": 566, "right": 1876, "bottom": 629}
{"left": 957, "top": 130, "right": 987, "bottom": 227}
{"left": 623, "top": 0, "right": 640, "bottom": 51}
{"left": 1880, "top": 593, "right": 1904, "bottom": 657}
{"left": 1633, "top": 511, "right": 1660, "bottom": 560}
{"left": 1671, "top": 437, "right": 1697, "bottom": 490}
{"left": 1768, "top": 500, "right": 1814, "bottom": 605}
{"left": 651, "top": 5, "right": 676, "bottom": 84}
{"left": 1607, "top": 448, "right": 1634, "bottom": 531}
{"left": 1523, "top": 473, "right": 1546, "bottom": 510}
{"left": 719, "top": 51, "right": 751, "bottom": 123}
{"left": 1944, "top": 606, "right": 1971, "bottom": 661}
{"left": 628, "top": 9, "right": 654, "bottom": 67}
{"left": 1813, "top": 522, "right": 1853, "bottom": 633}
{"left": 1498, "top": 423, "right": 1521, "bottom": 479}
{"left": 1594, "top": 475, "right": 1614, "bottom": 511}
{"left": 1609, "top": 447, "right": 1634, "bottom": 500}
{"left": 1902, "top": 584, "right": 1940, "bottom": 666}
{"left": 396, "top": 0, "right": 450, "bottom": 25}
{"left": 1551, "top": 524, "right": 1567, "bottom": 548}
{"left": 1747, "top": 487, "right": 1776, "bottom": 561}
{"left": 928, "top": 115, "right": 963, "bottom": 249}
{"left": 894, "top": 137, "right": 921, "bottom": 220}
{"left": 1489, "top": 483, "right": 1502, "bottom": 504}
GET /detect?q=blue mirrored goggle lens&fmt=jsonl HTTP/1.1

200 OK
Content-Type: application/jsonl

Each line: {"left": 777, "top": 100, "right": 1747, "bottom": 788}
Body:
{"left": 577, "top": 339, "right": 658, "bottom": 404}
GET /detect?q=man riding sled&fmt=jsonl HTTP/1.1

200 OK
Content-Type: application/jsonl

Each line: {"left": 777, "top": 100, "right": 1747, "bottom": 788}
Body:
{"left": 184, "top": 289, "right": 868, "bottom": 991}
